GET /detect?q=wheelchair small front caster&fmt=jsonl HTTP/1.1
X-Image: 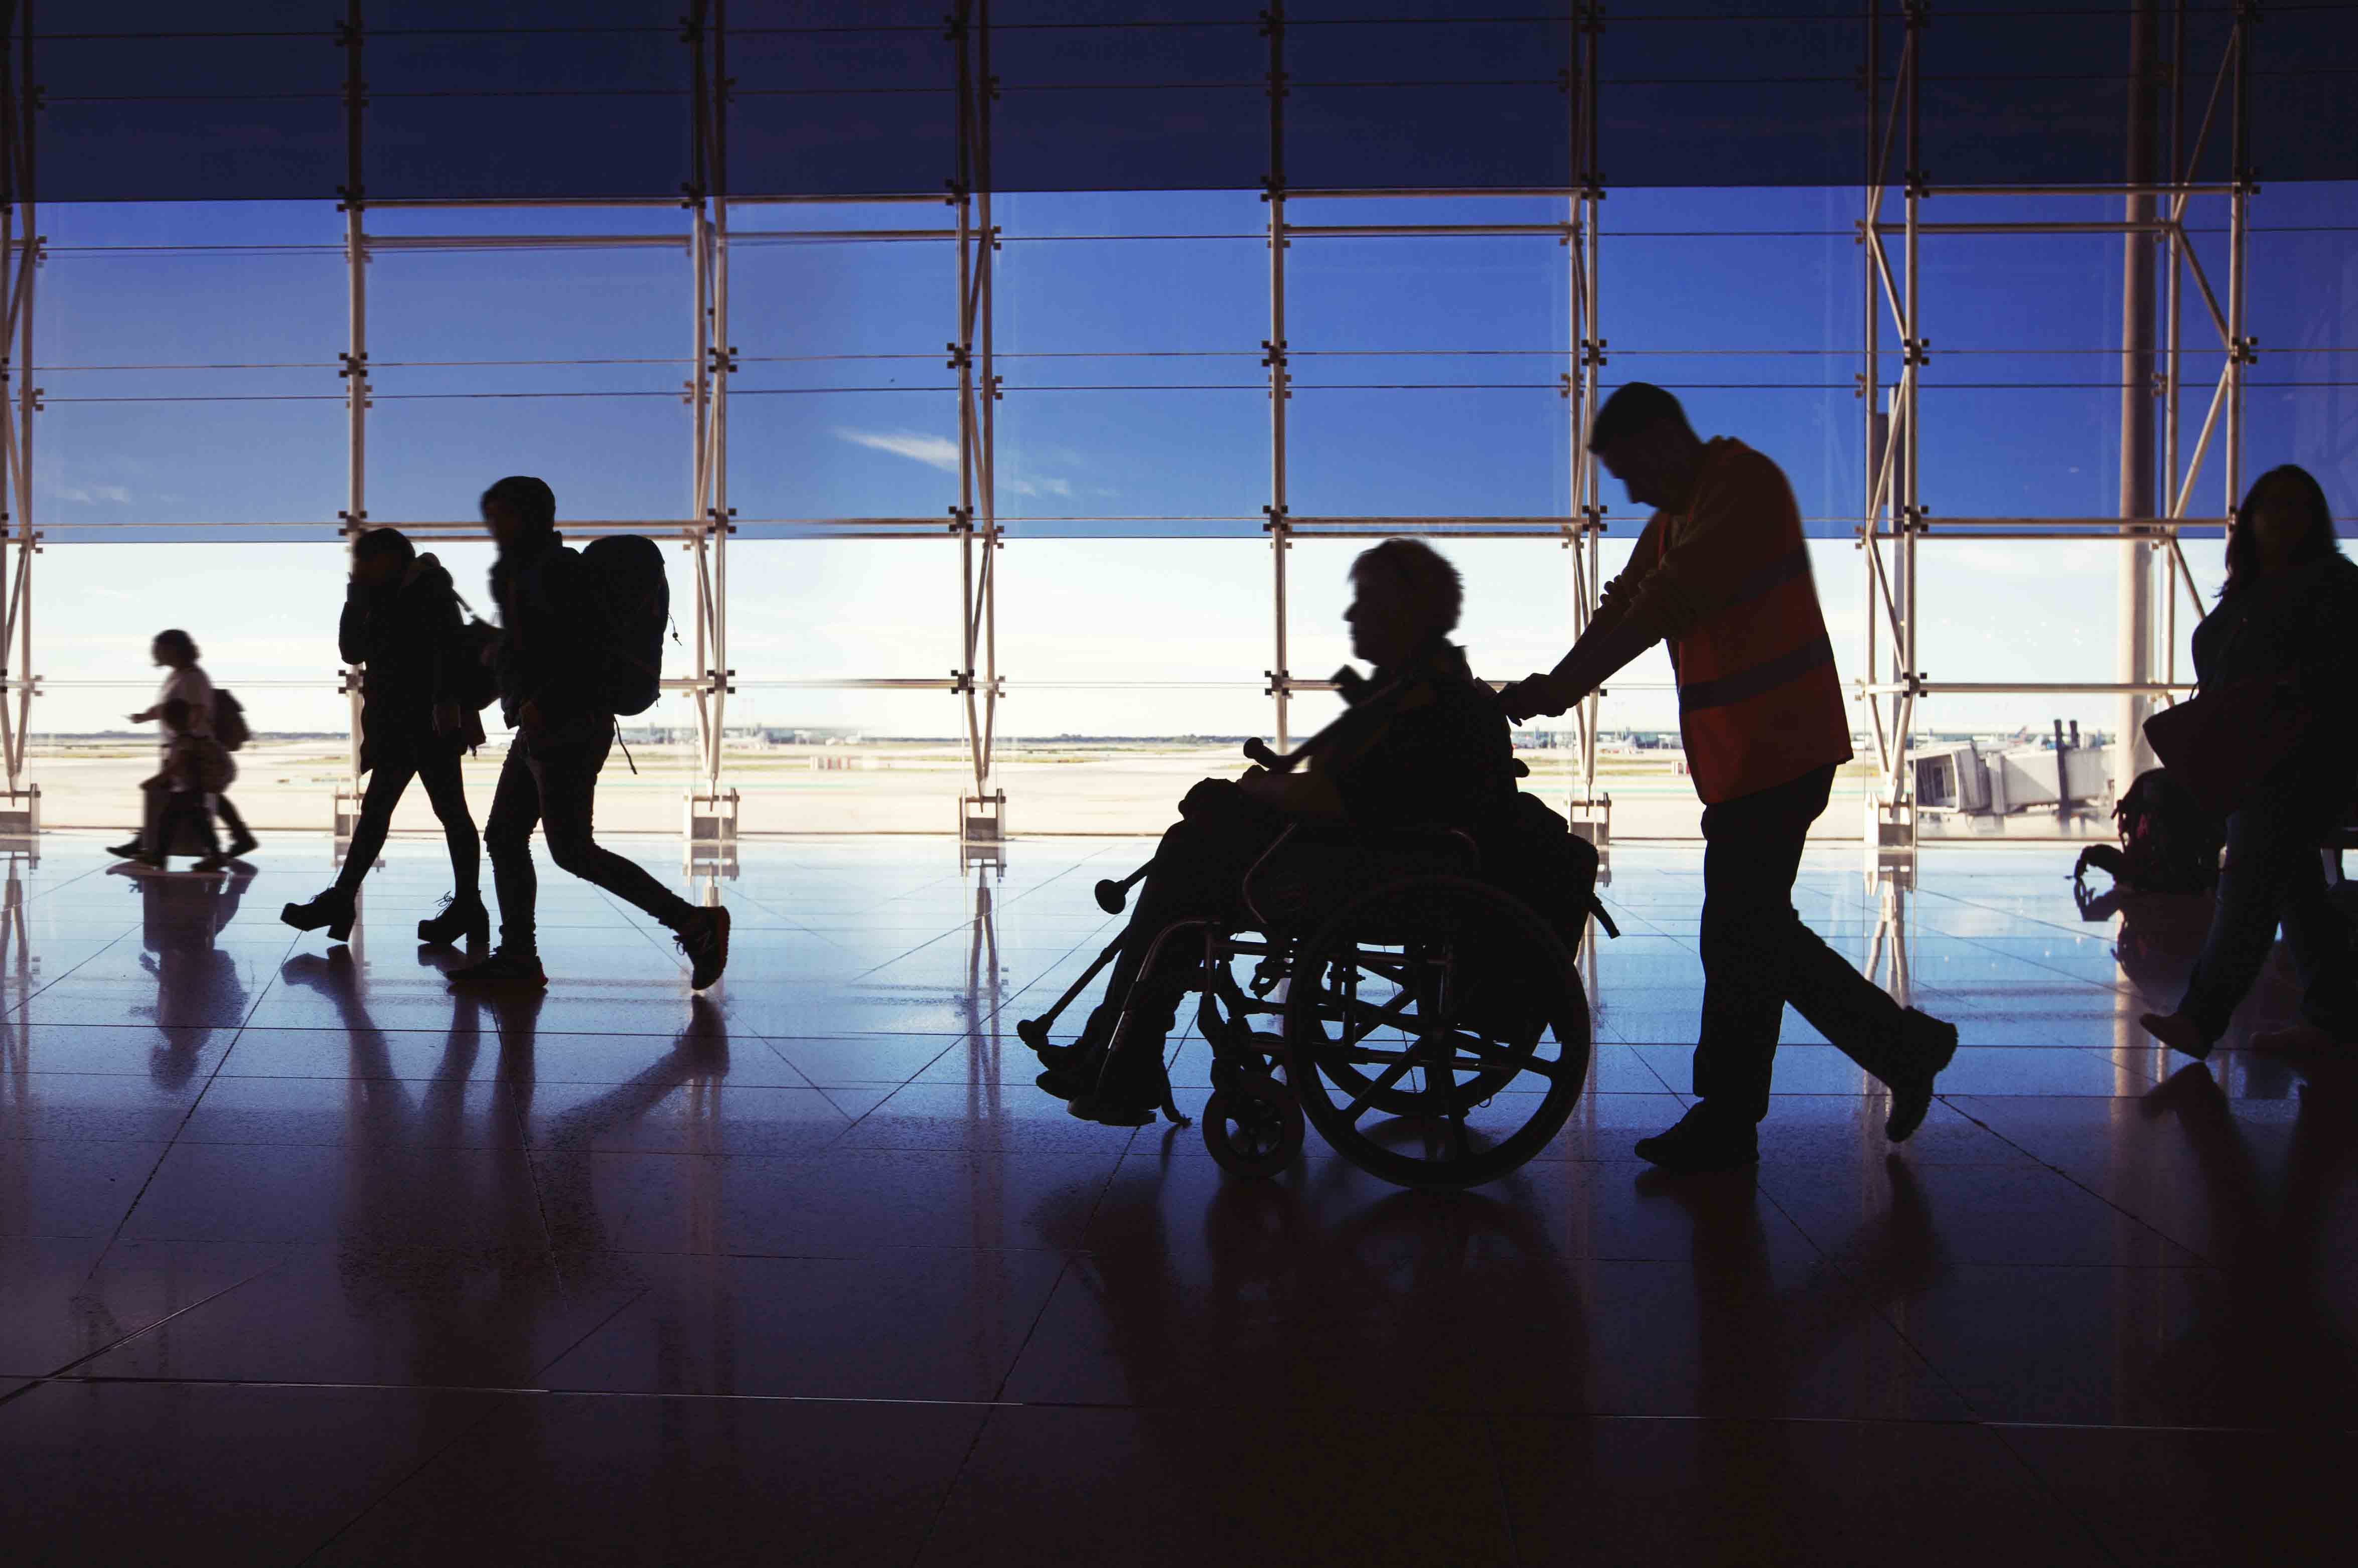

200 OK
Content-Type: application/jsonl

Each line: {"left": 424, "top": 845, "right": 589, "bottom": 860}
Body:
{"left": 1202, "top": 1075, "right": 1303, "bottom": 1179}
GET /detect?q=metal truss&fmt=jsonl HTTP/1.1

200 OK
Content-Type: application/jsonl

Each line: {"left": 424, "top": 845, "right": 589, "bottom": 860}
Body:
{"left": 1258, "top": 3, "right": 1610, "bottom": 841}
{"left": 1856, "top": 0, "right": 2246, "bottom": 859}
{"left": 0, "top": 9, "right": 37, "bottom": 835}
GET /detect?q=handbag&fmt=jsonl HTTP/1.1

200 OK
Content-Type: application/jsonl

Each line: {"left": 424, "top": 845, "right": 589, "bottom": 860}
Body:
{"left": 2142, "top": 673, "right": 2311, "bottom": 821}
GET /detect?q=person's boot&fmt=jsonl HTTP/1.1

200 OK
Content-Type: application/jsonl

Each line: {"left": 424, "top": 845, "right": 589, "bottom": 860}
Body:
{"left": 417, "top": 893, "right": 491, "bottom": 949}
{"left": 1067, "top": 997, "right": 1178, "bottom": 1128}
{"left": 673, "top": 906, "right": 732, "bottom": 991}
{"left": 1884, "top": 1008, "right": 1960, "bottom": 1143}
{"left": 449, "top": 948, "right": 548, "bottom": 989}
{"left": 1634, "top": 1102, "right": 1759, "bottom": 1172}
{"left": 2141, "top": 1010, "right": 2213, "bottom": 1061}
{"left": 280, "top": 887, "right": 358, "bottom": 943}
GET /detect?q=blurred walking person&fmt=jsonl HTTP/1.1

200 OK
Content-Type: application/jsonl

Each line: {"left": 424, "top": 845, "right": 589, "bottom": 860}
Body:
{"left": 1501, "top": 383, "right": 1957, "bottom": 1171}
{"left": 2142, "top": 465, "right": 2358, "bottom": 1057}
{"left": 282, "top": 527, "right": 487, "bottom": 946}
{"left": 109, "top": 630, "right": 255, "bottom": 871}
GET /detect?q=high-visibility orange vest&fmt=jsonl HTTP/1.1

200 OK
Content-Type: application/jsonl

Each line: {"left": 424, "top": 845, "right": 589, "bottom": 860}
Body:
{"left": 1661, "top": 444, "right": 1854, "bottom": 805}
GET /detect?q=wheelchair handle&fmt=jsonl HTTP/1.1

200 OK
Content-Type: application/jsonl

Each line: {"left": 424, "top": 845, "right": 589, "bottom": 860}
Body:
{"left": 1094, "top": 861, "right": 1152, "bottom": 913}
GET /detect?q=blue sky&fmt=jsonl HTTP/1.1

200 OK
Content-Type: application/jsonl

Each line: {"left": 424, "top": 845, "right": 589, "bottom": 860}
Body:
{"left": 26, "top": 184, "right": 2351, "bottom": 739}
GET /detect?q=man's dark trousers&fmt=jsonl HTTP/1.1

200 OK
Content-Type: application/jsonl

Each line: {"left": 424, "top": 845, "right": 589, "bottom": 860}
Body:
{"left": 1694, "top": 762, "right": 1912, "bottom": 1123}
{"left": 485, "top": 726, "right": 698, "bottom": 954}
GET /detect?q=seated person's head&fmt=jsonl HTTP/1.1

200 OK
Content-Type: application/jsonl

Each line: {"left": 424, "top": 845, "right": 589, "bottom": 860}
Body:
{"left": 160, "top": 697, "right": 193, "bottom": 734}
{"left": 1346, "top": 539, "right": 1462, "bottom": 669}
{"left": 351, "top": 526, "right": 416, "bottom": 589}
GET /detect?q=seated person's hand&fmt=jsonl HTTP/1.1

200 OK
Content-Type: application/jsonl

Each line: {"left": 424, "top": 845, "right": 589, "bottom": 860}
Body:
{"left": 1236, "top": 768, "right": 1284, "bottom": 805}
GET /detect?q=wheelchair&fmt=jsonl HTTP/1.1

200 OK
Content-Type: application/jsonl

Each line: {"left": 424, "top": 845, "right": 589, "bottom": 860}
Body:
{"left": 1020, "top": 821, "right": 1598, "bottom": 1191}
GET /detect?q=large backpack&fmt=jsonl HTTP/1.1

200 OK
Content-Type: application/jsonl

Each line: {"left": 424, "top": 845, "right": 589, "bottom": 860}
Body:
{"left": 580, "top": 535, "right": 670, "bottom": 717}
{"left": 211, "top": 689, "right": 250, "bottom": 751}
{"left": 2075, "top": 766, "right": 2221, "bottom": 894}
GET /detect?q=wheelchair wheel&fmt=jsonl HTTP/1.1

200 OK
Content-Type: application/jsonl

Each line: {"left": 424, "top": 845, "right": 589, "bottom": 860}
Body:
{"left": 1202, "top": 1075, "right": 1303, "bottom": 1179}
{"left": 1283, "top": 876, "right": 1588, "bottom": 1190}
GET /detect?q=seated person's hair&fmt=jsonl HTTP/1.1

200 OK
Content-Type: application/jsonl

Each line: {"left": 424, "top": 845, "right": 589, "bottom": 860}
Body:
{"left": 354, "top": 526, "right": 416, "bottom": 567}
{"left": 1587, "top": 381, "right": 1692, "bottom": 449}
{"left": 160, "top": 697, "right": 193, "bottom": 733}
{"left": 1351, "top": 538, "right": 1462, "bottom": 637}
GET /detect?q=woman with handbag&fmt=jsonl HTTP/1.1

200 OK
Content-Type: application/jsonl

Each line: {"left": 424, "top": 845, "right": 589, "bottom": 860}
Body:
{"left": 282, "top": 527, "right": 490, "bottom": 946}
{"left": 2142, "top": 465, "right": 2358, "bottom": 1058}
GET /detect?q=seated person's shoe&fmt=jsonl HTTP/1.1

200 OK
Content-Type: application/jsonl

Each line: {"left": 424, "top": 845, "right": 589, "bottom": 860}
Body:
{"left": 674, "top": 907, "right": 732, "bottom": 991}
{"left": 1035, "top": 1064, "right": 1091, "bottom": 1102}
{"left": 280, "top": 889, "right": 357, "bottom": 942}
{"left": 449, "top": 949, "right": 548, "bottom": 989}
{"left": 1634, "top": 1104, "right": 1758, "bottom": 1172}
{"left": 105, "top": 840, "right": 145, "bottom": 860}
{"left": 1068, "top": 1032, "right": 1167, "bottom": 1129}
{"left": 2141, "top": 1010, "right": 2212, "bottom": 1061}
{"left": 1884, "top": 1008, "right": 1960, "bottom": 1143}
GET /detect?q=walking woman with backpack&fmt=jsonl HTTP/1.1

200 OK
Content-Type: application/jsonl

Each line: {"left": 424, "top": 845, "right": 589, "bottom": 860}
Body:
{"left": 282, "top": 527, "right": 489, "bottom": 945}
{"left": 2142, "top": 465, "right": 2358, "bottom": 1058}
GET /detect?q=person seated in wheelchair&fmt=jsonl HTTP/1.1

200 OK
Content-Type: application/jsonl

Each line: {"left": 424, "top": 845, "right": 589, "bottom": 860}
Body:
{"left": 1036, "top": 537, "right": 1521, "bottom": 1128}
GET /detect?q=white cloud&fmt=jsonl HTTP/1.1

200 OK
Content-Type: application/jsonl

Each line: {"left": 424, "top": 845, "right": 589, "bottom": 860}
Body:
{"left": 52, "top": 483, "right": 132, "bottom": 505}
{"left": 832, "top": 427, "right": 1086, "bottom": 502}
{"left": 831, "top": 427, "right": 959, "bottom": 474}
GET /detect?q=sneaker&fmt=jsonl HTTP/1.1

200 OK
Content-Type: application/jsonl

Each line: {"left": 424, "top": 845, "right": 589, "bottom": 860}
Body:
{"left": 1633, "top": 1103, "right": 1759, "bottom": 1172}
{"left": 449, "top": 949, "right": 548, "bottom": 989}
{"left": 1884, "top": 1008, "right": 1960, "bottom": 1143}
{"left": 674, "top": 906, "right": 731, "bottom": 991}
{"left": 2141, "top": 1010, "right": 2212, "bottom": 1061}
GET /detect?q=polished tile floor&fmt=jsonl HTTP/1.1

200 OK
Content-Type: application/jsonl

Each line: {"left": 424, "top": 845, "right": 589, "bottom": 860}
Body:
{"left": 1, "top": 831, "right": 2352, "bottom": 1565}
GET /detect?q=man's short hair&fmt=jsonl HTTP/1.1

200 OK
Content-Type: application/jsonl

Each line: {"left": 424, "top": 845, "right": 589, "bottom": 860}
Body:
{"left": 353, "top": 526, "right": 416, "bottom": 567}
{"left": 153, "top": 629, "right": 198, "bottom": 664}
{"left": 1587, "top": 381, "right": 1691, "bottom": 451}
{"left": 481, "top": 475, "right": 557, "bottom": 533}
{"left": 1352, "top": 538, "right": 1462, "bottom": 635}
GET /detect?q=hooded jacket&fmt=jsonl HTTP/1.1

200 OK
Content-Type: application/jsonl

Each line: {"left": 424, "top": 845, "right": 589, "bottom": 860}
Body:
{"left": 489, "top": 528, "right": 607, "bottom": 743}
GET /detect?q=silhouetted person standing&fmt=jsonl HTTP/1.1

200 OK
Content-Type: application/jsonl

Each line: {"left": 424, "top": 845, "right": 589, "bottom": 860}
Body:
{"left": 1501, "top": 384, "right": 1956, "bottom": 1171}
{"left": 282, "top": 527, "right": 486, "bottom": 946}
{"left": 2142, "top": 465, "right": 2358, "bottom": 1057}
{"left": 450, "top": 476, "right": 729, "bottom": 990}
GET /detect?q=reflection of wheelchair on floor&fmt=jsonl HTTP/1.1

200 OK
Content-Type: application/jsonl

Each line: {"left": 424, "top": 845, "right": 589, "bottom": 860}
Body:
{"left": 1022, "top": 819, "right": 1603, "bottom": 1191}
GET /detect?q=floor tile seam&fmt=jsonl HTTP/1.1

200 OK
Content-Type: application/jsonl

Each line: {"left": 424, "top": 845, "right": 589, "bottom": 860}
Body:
{"left": 1977, "top": 1421, "right": 2143, "bottom": 1567}
{"left": 21, "top": 1259, "right": 291, "bottom": 1384}
{"left": 907, "top": 1401, "right": 1008, "bottom": 1568}
{"left": 1935, "top": 1093, "right": 2226, "bottom": 1268}
{"left": 292, "top": 1389, "right": 522, "bottom": 1568}
{"left": 3, "top": 920, "right": 141, "bottom": 1015}
{"left": 1913, "top": 886, "right": 2127, "bottom": 946}
{"left": 1902, "top": 922, "right": 2136, "bottom": 996}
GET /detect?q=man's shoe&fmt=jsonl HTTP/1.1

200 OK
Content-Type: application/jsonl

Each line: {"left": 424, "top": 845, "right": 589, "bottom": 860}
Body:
{"left": 2141, "top": 1010, "right": 2212, "bottom": 1061}
{"left": 1634, "top": 1104, "right": 1758, "bottom": 1172}
{"left": 225, "top": 833, "right": 259, "bottom": 860}
{"left": 417, "top": 894, "right": 491, "bottom": 949}
{"left": 105, "top": 840, "right": 144, "bottom": 860}
{"left": 1067, "top": 1024, "right": 1166, "bottom": 1128}
{"left": 675, "top": 907, "right": 731, "bottom": 991}
{"left": 1885, "top": 1008, "right": 1960, "bottom": 1143}
{"left": 449, "top": 949, "right": 548, "bottom": 989}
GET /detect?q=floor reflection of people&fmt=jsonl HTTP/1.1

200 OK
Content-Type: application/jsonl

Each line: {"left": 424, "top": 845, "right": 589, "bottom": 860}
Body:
{"left": 273, "top": 947, "right": 551, "bottom": 1384}
{"left": 532, "top": 997, "right": 731, "bottom": 1264}
{"left": 2141, "top": 1061, "right": 2358, "bottom": 1423}
{"left": 135, "top": 867, "right": 254, "bottom": 1086}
